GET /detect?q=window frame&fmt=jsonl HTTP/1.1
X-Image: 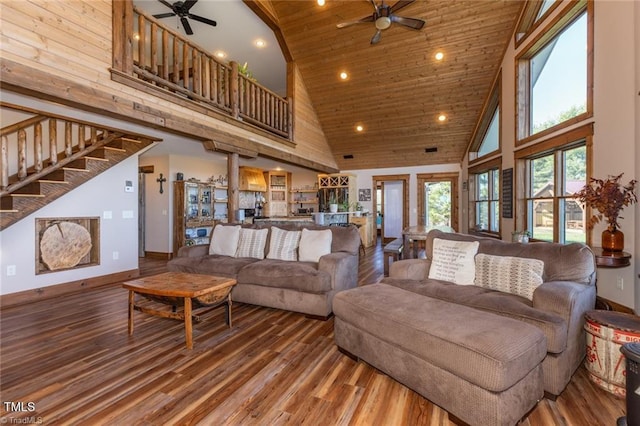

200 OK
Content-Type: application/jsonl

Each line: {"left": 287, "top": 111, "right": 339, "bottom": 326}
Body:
{"left": 515, "top": 123, "right": 593, "bottom": 244}
{"left": 468, "top": 71, "right": 502, "bottom": 164}
{"left": 468, "top": 157, "right": 502, "bottom": 236}
{"left": 514, "top": 0, "right": 562, "bottom": 47}
{"left": 515, "top": 0, "right": 593, "bottom": 146}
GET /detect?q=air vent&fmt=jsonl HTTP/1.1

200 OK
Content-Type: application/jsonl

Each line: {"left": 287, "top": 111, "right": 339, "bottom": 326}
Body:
{"left": 343, "top": 154, "right": 354, "bottom": 159}
{"left": 425, "top": 147, "right": 438, "bottom": 153}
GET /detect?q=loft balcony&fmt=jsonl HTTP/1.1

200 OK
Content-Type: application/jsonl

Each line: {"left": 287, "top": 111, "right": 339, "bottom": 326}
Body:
{"left": 111, "top": 2, "right": 292, "bottom": 141}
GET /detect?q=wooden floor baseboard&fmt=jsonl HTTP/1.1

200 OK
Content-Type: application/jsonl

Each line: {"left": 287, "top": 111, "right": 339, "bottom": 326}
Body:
{"left": 0, "top": 268, "right": 139, "bottom": 309}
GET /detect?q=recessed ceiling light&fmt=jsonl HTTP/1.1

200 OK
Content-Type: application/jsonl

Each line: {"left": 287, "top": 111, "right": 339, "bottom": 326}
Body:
{"left": 438, "top": 114, "right": 447, "bottom": 122}
{"left": 214, "top": 50, "right": 227, "bottom": 59}
{"left": 340, "top": 71, "right": 348, "bottom": 80}
{"left": 317, "top": 0, "right": 326, "bottom": 5}
{"left": 255, "top": 39, "right": 266, "bottom": 48}
{"left": 356, "top": 125, "right": 364, "bottom": 132}
{"left": 134, "top": 33, "right": 140, "bottom": 41}
{"left": 435, "top": 51, "right": 444, "bottom": 61}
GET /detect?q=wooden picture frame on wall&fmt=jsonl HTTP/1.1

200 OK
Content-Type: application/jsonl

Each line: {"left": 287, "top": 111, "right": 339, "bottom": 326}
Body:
{"left": 36, "top": 217, "right": 100, "bottom": 274}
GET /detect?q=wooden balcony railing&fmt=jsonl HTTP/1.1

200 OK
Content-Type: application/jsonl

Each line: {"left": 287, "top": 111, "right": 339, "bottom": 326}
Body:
{"left": 126, "top": 6, "right": 292, "bottom": 140}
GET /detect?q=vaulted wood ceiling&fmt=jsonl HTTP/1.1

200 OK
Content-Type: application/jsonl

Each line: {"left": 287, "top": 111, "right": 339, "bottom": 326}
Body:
{"left": 269, "top": 0, "right": 524, "bottom": 170}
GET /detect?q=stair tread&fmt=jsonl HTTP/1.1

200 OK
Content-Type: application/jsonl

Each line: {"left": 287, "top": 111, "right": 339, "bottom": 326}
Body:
{"left": 37, "top": 180, "right": 69, "bottom": 184}
{"left": 11, "top": 193, "right": 45, "bottom": 198}
{"left": 85, "top": 156, "right": 110, "bottom": 162}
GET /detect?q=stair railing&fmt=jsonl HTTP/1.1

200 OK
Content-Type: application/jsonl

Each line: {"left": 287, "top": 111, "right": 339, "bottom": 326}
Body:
{"left": 0, "top": 111, "right": 122, "bottom": 196}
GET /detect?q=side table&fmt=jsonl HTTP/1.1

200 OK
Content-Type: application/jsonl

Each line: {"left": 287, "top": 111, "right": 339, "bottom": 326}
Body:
{"left": 593, "top": 247, "right": 631, "bottom": 268}
{"left": 584, "top": 310, "right": 640, "bottom": 397}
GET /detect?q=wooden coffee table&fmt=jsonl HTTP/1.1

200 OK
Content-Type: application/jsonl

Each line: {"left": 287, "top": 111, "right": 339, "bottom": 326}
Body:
{"left": 122, "top": 272, "right": 237, "bottom": 349}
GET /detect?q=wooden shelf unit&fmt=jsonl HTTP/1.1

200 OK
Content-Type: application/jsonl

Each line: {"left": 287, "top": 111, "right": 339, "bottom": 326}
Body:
{"left": 264, "top": 171, "right": 290, "bottom": 217}
{"left": 173, "top": 181, "right": 226, "bottom": 256}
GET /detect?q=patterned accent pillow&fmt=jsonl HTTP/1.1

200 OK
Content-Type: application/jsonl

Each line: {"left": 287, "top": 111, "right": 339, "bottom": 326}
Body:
{"left": 235, "top": 228, "right": 269, "bottom": 259}
{"left": 266, "top": 227, "right": 301, "bottom": 261}
{"left": 298, "top": 228, "right": 333, "bottom": 262}
{"left": 209, "top": 224, "right": 241, "bottom": 256}
{"left": 428, "top": 238, "right": 479, "bottom": 285}
{"left": 474, "top": 253, "right": 544, "bottom": 300}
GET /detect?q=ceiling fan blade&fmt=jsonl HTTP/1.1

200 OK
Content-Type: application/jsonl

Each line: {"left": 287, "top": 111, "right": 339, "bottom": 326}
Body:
{"left": 391, "top": 15, "right": 425, "bottom": 30}
{"left": 389, "top": 0, "right": 415, "bottom": 14}
{"left": 153, "top": 12, "right": 176, "bottom": 19}
{"left": 370, "top": 29, "right": 382, "bottom": 44}
{"left": 189, "top": 14, "right": 217, "bottom": 27}
{"left": 368, "top": 0, "right": 379, "bottom": 13}
{"left": 181, "top": 17, "right": 193, "bottom": 35}
{"left": 337, "top": 15, "right": 375, "bottom": 29}
{"left": 158, "top": 0, "right": 174, "bottom": 10}
{"left": 183, "top": 0, "right": 198, "bottom": 12}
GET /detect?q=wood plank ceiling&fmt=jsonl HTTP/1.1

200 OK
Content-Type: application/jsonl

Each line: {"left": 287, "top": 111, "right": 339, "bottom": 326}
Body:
{"left": 270, "top": 0, "right": 524, "bottom": 170}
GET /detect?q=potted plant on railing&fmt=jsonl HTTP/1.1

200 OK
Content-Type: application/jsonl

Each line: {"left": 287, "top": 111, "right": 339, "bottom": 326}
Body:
{"left": 575, "top": 173, "right": 637, "bottom": 251}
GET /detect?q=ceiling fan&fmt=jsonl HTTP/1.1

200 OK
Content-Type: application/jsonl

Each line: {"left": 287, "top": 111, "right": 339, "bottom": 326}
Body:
{"left": 153, "top": 0, "right": 217, "bottom": 36}
{"left": 337, "top": 0, "right": 425, "bottom": 45}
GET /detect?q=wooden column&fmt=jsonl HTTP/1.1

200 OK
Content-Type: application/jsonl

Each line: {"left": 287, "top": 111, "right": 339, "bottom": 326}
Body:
{"left": 227, "top": 152, "right": 239, "bottom": 222}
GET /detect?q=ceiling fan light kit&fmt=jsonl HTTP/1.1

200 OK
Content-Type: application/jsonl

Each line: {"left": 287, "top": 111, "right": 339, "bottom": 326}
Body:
{"left": 337, "top": 0, "right": 426, "bottom": 44}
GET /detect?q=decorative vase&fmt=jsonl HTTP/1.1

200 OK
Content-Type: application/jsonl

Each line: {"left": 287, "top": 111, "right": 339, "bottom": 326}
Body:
{"left": 602, "top": 225, "right": 624, "bottom": 252}
{"left": 329, "top": 204, "right": 338, "bottom": 213}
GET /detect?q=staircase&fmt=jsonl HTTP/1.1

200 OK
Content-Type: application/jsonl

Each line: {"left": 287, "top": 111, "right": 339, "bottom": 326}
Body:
{"left": 0, "top": 107, "right": 160, "bottom": 230}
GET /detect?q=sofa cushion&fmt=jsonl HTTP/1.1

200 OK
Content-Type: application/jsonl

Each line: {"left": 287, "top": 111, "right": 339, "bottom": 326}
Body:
{"left": 235, "top": 228, "right": 269, "bottom": 259}
{"left": 381, "top": 277, "right": 567, "bottom": 353}
{"left": 267, "top": 227, "right": 301, "bottom": 261}
{"left": 167, "top": 254, "right": 259, "bottom": 278}
{"left": 298, "top": 228, "right": 333, "bottom": 262}
{"left": 209, "top": 224, "right": 241, "bottom": 256}
{"left": 474, "top": 253, "right": 544, "bottom": 301}
{"left": 425, "top": 229, "right": 595, "bottom": 285}
{"left": 237, "top": 259, "right": 332, "bottom": 293}
{"left": 428, "top": 238, "right": 479, "bottom": 285}
{"left": 333, "top": 283, "right": 547, "bottom": 392}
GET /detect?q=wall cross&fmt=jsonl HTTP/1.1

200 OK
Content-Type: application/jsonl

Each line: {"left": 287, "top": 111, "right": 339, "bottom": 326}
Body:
{"left": 156, "top": 173, "right": 167, "bottom": 194}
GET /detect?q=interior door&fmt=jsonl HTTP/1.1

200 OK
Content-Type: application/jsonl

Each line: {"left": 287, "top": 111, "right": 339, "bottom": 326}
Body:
{"left": 383, "top": 181, "right": 404, "bottom": 242}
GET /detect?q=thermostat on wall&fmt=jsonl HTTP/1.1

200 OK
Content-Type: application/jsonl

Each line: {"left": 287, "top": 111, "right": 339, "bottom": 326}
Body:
{"left": 125, "top": 180, "right": 134, "bottom": 193}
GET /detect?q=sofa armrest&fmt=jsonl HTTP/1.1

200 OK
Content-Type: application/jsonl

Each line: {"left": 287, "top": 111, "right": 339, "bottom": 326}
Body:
{"left": 533, "top": 281, "right": 596, "bottom": 319}
{"left": 389, "top": 259, "right": 430, "bottom": 280}
{"left": 176, "top": 244, "right": 209, "bottom": 258}
{"left": 319, "top": 252, "right": 359, "bottom": 292}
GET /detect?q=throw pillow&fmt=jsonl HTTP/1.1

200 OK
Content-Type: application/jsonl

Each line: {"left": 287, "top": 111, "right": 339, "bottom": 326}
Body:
{"left": 266, "top": 227, "right": 301, "bottom": 261}
{"left": 235, "top": 228, "right": 269, "bottom": 259}
{"left": 298, "top": 228, "right": 333, "bottom": 262}
{"left": 428, "top": 238, "right": 480, "bottom": 285}
{"left": 209, "top": 224, "right": 241, "bottom": 256}
{"left": 474, "top": 253, "right": 544, "bottom": 301}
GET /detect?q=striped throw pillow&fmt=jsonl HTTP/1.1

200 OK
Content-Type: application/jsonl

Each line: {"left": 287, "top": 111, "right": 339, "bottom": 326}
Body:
{"left": 266, "top": 227, "right": 301, "bottom": 261}
{"left": 474, "top": 253, "right": 544, "bottom": 300}
{"left": 235, "top": 228, "right": 269, "bottom": 259}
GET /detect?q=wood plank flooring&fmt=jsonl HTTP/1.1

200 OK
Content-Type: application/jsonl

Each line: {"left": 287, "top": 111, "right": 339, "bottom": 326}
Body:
{"left": 0, "top": 240, "right": 627, "bottom": 425}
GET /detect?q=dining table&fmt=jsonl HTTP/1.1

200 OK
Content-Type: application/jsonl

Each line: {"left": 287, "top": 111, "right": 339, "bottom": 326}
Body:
{"left": 402, "top": 225, "right": 455, "bottom": 259}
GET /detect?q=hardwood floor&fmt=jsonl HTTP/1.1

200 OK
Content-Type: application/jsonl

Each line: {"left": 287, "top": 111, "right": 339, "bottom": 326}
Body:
{"left": 0, "top": 240, "right": 626, "bottom": 425}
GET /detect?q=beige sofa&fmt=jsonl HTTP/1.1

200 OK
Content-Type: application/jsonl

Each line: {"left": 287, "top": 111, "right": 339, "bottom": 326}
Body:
{"left": 168, "top": 223, "right": 361, "bottom": 319}
{"left": 333, "top": 229, "right": 596, "bottom": 425}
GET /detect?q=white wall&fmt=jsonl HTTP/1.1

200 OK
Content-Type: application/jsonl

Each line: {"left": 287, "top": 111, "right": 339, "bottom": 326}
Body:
{"left": 343, "top": 164, "right": 461, "bottom": 227}
{"left": 0, "top": 155, "right": 140, "bottom": 295}
{"left": 591, "top": 0, "right": 638, "bottom": 310}
{"left": 635, "top": 0, "right": 640, "bottom": 313}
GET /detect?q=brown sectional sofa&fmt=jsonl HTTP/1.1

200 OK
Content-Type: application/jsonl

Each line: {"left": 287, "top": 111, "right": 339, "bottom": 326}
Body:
{"left": 168, "top": 223, "right": 361, "bottom": 318}
{"left": 333, "top": 229, "right": 596, "bottom": 425}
